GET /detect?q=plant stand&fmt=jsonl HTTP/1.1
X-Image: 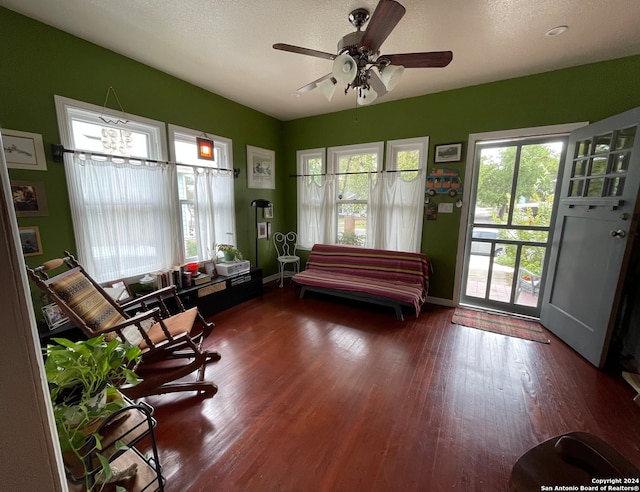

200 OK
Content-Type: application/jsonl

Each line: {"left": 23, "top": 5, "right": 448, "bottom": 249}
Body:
{"left": 65, "top": 393, "right": 164, "bottom": 491}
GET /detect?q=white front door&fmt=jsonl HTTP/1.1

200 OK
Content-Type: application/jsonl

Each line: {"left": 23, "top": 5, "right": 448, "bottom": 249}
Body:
{"left": 540, "top": 107, "right": 640, "bottom": 367}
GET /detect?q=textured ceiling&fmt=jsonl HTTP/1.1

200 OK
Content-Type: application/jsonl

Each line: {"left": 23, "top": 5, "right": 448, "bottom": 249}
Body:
{"left": 2, "top": 0, "right": 640, "bottom": 121}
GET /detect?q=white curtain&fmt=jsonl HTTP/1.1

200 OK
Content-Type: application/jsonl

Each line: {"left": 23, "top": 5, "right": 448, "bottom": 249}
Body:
{"left": 65, "top": 154, "right": 181, "bottom": 282}
{"left": 297, "top": 174, "right": 335, "bottom": 249}
{"left": 193, "top": 167, "right": 236, "bottom": 260}
{"left": 368, "top": 168, "right": 425, "bottom": 252}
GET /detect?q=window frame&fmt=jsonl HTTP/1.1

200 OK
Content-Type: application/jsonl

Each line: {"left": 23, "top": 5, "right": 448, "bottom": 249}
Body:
{"left": 297, "top": 138, "right": 428, "bottom": 252}
{"left": 296, "top": 148, "right": 326, "bottom": 250}
{"left": 168, "top": 124, "right": 235, "bottom": 262}
{"left": 327, "top": 142, "right": 384, "bottom": 245}
{"left": 55, "top": 95, "right": 167, "bottom": 161}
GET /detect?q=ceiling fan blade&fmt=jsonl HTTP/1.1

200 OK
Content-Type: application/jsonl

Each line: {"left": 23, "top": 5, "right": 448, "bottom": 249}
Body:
{"left": 360, "top": 0, "right": 406, "bottom": 54}
{"left": 273, "top": 43, "right": 336, "bottom": 61}
{"left": 381, "top": 51, "right": 453, "bottom": 68}
{"left": 297, "top": 74, "right": 335, "bottom": 93}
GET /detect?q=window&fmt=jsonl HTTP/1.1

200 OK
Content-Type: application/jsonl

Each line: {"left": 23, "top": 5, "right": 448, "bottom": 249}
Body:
{"left": 55, "top": 96, "right": 235, "bottom": 282}
{"left": 296, "top": 148, "right": 327, "bottom": 250}
{"left": 169, "top": 125, "right": 236, "bottom": 262}
{"left": 297, "top": 137, "right": 427, "bottom": 252}
{"left": 330, "top": 142, "right": 383, "bottom": 247}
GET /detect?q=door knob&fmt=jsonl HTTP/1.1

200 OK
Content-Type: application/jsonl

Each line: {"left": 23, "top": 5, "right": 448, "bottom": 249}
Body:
{"left": 610, "top": 229, "right": 626, "bottom": 238}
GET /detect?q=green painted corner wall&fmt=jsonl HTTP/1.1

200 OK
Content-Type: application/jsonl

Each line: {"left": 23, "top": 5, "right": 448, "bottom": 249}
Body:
{"left": 282, "top": 55, "right": 640, "bottom": 299}
{"left": 2, "top": 5, "right": 640, "bottom": 306}
{"left": 0, "top": 7, "right": 285, "bottom": 314}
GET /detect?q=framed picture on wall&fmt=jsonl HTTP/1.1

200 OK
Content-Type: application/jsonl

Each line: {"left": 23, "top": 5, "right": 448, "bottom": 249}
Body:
{"left": 2, "top": 129, "right": 48, "bottom": 171}
{"left": 19, "top": 226, "right": 43, "bottom": 256}
{"left": 247, "top": 145, "right": 275, "bottom": 189}
{"left": 263, "top": 203, "right": 274, "bottom": 219}
{"left": 257, "top": 222, "right": 268, "bottom": 239}
{"left": 10, "top": 180, "right": 49, "bottom": 217}
{"left": 434, "top": 143, "right": 463, "bottom": 163}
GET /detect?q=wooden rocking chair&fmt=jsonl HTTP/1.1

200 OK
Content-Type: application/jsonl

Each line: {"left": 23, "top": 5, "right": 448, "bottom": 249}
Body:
{"left": 28, "top": 252, "right": 220, "bottom": 399}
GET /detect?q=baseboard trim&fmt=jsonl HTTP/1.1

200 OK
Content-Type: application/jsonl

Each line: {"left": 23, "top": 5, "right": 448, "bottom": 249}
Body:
{"left": 263, "top": 273, "right": 286, "bottom": 284}
{"left": 426, "top": 296, "right": 454, "bottom": 307}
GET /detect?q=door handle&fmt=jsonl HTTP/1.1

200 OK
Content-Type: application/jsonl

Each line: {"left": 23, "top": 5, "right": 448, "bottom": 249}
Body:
{"left": 610, "top": 229, "right": 626, "bottom": 238}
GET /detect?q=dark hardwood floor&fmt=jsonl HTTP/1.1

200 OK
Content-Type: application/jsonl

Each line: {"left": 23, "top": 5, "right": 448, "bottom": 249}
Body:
{"left": 139, "top": 283, "right": 640, "bottom": 491}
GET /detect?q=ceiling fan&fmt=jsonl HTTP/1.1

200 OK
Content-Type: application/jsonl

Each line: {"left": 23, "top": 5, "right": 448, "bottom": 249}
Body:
{"left": 273, "top": 0, "right": 453, "bottom": 105}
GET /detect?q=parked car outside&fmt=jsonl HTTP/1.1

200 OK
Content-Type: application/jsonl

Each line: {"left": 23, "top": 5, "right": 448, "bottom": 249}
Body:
{"left": 470, "top": 228, "right": 504, "bottom": 256}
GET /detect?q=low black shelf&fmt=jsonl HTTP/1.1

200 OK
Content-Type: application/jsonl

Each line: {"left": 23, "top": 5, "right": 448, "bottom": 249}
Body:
{"left": 38, "top": 268, "right": 263, "bottom": 343}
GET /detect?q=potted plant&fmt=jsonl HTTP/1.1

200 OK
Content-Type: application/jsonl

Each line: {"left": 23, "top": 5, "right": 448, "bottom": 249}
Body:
{"left": 216, "top": 243, "right": 243, "bottom": 262}
{"left": 44, "top": 335, "right": 142, "bottom": 491}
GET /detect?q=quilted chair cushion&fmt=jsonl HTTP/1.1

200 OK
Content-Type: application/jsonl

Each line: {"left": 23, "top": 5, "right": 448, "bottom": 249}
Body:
{"left": 50, "top": 269, "right": 126, "bottom": 333}
{"left": 139, "top": 308, "right": 197, "bottom": 350}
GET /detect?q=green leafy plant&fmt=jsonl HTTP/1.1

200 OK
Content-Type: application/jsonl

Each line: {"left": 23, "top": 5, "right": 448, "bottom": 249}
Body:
{"left": 44, "top": 335, "right": 142, "bottom": 491}
{"left": 337, "top": 231, "right": 365, "bottom": 246}
{"left": 215, "top": 232, "right": 243, "bottom": 262}
{"left": 216, "top": 243, "right": 243, "bottom": 261}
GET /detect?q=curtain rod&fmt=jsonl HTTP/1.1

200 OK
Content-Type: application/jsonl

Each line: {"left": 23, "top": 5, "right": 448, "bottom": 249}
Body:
{"left": 51, "top": 144, "right": 241, "bottom": 178}
{"left": 288, "top": 168, "right": 422, "bottom": 178}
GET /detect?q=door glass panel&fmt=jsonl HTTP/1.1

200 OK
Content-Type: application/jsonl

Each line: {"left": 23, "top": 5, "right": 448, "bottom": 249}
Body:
{"left": 568, "top": 179, "right": 584, "bottom": 197}
{"left": 489, "top": 246, "right": 513, "bottom": 302}
{"left": 587, "top": 178, "right": 604, "bottom": 197}
{"left": 514, "top": 143, "right": 563, "bottom": 228}
{"left": 466, "top": 253, "right": 489, "bottom": 298}
{"left": 515, "top": 246, "right": 545, "bottom": 307}
{"left": 594, "top": 133, "right": 612, "bottom": 154}
{"left": 613, "top": 152, "right": 631, "bottom": 173}
{"left": 476, "top": 146, "right": 516, "bottom": 225}
{"left": 576, "top": 140, "right": 591, "bottom": 158}
{"left": 606, "top": 177, "right": 625, "bottom": 196}
{"left": 573, "top": 159, "right": 587, "bottom": 177}
{"left": 614, "top": 127, "right": 636, "bottom": 150}
{"left": 589, "top": 157, "right": 607, "bottom": 175}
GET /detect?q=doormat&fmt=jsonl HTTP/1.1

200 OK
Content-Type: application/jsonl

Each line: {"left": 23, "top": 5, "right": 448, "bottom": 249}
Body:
{"left": 452, "top": 308, "right": 550, "bottom": 344}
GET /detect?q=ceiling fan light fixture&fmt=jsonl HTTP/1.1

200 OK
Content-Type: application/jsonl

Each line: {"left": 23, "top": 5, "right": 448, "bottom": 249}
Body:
{"left": 357, "top": 86, "right": 378, "bottom": 106}
{"left": 332, "top": 53, "right": 358, "bottom": 84}
{"left": 380, "top": 64, "right": 404, "bottom": 91}
{"left": 317, "top": 77, "right": 337, "bottom": 101}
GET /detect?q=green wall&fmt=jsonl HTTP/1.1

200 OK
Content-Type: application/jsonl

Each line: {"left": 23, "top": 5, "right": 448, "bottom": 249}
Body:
{"left": 2, "top": 6, "right": 640, "bottom": 305}
{"left": 282, "top": 55, "right": 640, "bottom": 299}
{"left": 0, "top": 7, "right": 285, "bottom": 298}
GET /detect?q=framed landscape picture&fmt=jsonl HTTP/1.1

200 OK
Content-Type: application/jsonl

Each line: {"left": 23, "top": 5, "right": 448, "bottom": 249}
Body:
{"left": 19, "top": 226, "right": 43, "bottom": 256}
{"left": 247, "top": 145, "right": 275, "bottom": 189}
{"left": 2, "top": 129, "right": 48, "bottom": 171}
{"left": 435, "top": 143, "right": 463, "bottom": 163}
